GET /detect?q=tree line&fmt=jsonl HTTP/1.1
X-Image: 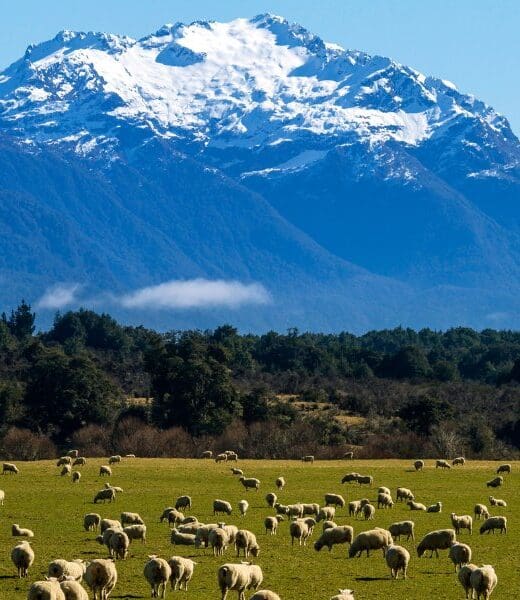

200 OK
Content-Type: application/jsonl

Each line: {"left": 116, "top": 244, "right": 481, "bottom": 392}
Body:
{"left": 0, "top": 301, "right": 518, "bottom": 459}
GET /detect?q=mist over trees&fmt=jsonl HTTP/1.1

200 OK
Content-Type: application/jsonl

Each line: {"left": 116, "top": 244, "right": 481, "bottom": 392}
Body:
{"left": 0, "top": 302, "right": 518, "bottom": 459}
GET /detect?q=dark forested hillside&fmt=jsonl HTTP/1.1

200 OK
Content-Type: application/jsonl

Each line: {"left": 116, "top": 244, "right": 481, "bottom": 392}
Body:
{"left": 0, "top": 302, "right": 518, "bottom": 460}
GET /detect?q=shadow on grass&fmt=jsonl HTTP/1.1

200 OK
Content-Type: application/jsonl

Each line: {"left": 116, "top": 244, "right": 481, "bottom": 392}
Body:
{"left": 355, "top": 576, "right": 388, "bottom": 581}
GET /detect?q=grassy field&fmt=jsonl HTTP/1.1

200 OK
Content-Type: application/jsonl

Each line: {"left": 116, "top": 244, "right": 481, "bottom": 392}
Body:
{"left": 0, "top": 458, "right": 517, "bottom": 599}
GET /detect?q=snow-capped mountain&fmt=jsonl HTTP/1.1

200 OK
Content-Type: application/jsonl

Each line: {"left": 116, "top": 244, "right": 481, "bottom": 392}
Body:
{"left": 0, "top": 15, "right": 519, "bottom": 330}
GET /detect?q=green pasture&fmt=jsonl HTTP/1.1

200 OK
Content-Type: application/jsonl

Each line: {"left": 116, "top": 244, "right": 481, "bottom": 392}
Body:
{"left": 0, "top": 458, "right": 517, "bottom": 599}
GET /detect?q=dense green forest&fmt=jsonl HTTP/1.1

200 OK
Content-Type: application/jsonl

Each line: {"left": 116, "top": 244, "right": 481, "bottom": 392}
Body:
{"left": 0, "top": 302, "right": 519, "bottom": 460}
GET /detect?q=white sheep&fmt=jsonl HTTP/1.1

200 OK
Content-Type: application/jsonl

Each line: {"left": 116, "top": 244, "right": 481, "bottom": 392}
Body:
{"left": 84, "top": 558, "right": 118, "bottom": 600}
{"left": 458, "top": 563, "right": 478, "bottom": 599}
{"left": 71, "top": 471, "right": 81, "bottom": 483}
{"left": 449, "top": 542, "right": 472, "bottom": 571}
{"left": 378, "top": 486, "right": 391, "bottom": 495}
{"left": 59, "top": 578, "right": 89, "bottom": 600}
{"left": 388, "top": 520, "right": 415, "bottom": 541}
{"left": 301, "top": 502, "right": 320, "bottom": 517}
{"left": 314, "top": 525, "right": 353, "bottom": 551}
{"left": 104, "top": 482, "right": 123, "bottom": 494}
{"left": 436, "top": 459, "right": 451, "bottom": 469}
{"left": 470, "top": 564, "right": 498, "bottom": 600}
{"left": 275, "top": 476, "right": 285, "bottom": 490}
{"left": 486, "top": 476, "right": 503, "bottom": 488}
{"left": 407, "top": 501, "right": 427, "bottom": 511}
{"left": 349, "top": 528, "right": 393, "bottom": 558}
{"left": 27, "top": 579, "right": 65, "bottom": 600}
{"left": 209, "top": 527, "right": 230, "bottom": 557}
{"left": 479, "top": 516, "right": 507, "bottom": 535}
{"left": 170, "top": 528, "right": 196, "bottom": 546}
{"left": 214, "top": 499, "right": 233, "bottom": 516}
{"left": 361, "top": 503, "right": 376, "bottom": 520}
{"left": 83, "top": 513, "right": 101, "bottom": 532}
{"left": 451, "top": 513, "right": 473, "bottom": 535}
{"left": 427, "top": 501, "right": 442, "bottom": 513}
{"left": 343, "top": 451, "right": 354, "bottom": 459}
{"left": 162, "top": 508, "right": 183, "bottom": 526}
{"left": 201, "top": 450, "right": 213, "bottom": 458}
{"left": 488, "top": 496, "right": 507, "bottom": 507}
{"left": 108, "top": 455, "right": 121, "bottom": 465}
{"left": 108, "top": 530, "right": 130, "bottom": 560}
{"left": 217, "top": 562, "right": 263, "bottom": 600}
{"left": 72, "top": 457, "right": 86, "bottom": 466}
{"left": 94, "top": 488, "right": 116, "bottom": 504}
{"left": 11, "top": 540, "right": 34, "bottom": 577}
{"left": 96, "top": 527, "right": 121, "bottom": 555}
{"left": 377, "top": 492, "right": 394, "bottom": 509}
{"left": 238, "top": 500, "right": 249, "bottom": 517}
{"left": 168, "top": 556, "right": 197, "bottom": 591}
{"left": 452, "top": 456, "right": 466, "bottom": 466}
{"left": 385, "top": 544, "right": 410, "bottom": 579}
{"left": 264, "top": 516, "right": 283, "bottom": 535}
{"left": 324, "top": 493, "right": 345, "bottom": 508}
{"left": 317, "top": 506, "right": 336, "bottom": 522}
{"left": 396, "top": 487, "right": 414, "bottom": 502}
{"left": 239, "top": 476, "right": 260, "bottom": 491}
{"left": 341, "top": 472, "right": 361, "bottom": 484}
{"left": 417, "top": 529, "right": 457, "bottom": 558}
{"left": 144, "top": 555, "right": 171, "bottom": 598}
{"left": 250, "top": 592, "right": 281, "bottom": 600}
{"left": 496, "top": 463, "right": 511, "bottom": 475}
{"left": 414, "top": 460, "right": 424, "bottom": 471}
{"left": 0, "top": 488, "right": 4, "bottom": 504}
{"left": 67, "top": 450, "right": 79, "bottom": 458}
{"left": 12, "top": 523, "right": 34, "bottom": 537}
{"left": 330, "top": 589, "right": 355, "bottom": 600}
{"left": 99, "top": 465, "right": 112, "bottom": 476}
{"left": 226, "top": 451, "right": 239, "bottom": 462}
{"left": 120, "top": 512, "right": 144, "bottom": 526}
{"left": 48, "top": 559, "right": 86, "bottom": 581}
{"left": 100, "top": 519, "right": 121, "bottom": 533}
{"left": 230, "top": 467, "right": 244, "bottom": 475}
{"left": 123, "top": 524, "right": 147, "bottom": 543}
{"left": 215, "top": 453, "right": 228, "bottom": 463}
{"left": 61, "top": 465, "right": 72, "bottom": 476}
{"left": 195, "top": 524, "right": 219, "bottom": 548}
{"left": 57, "top": 457, "right": 72, "bottom": 467}
{"left": 236, "top": 529, "right": 260, "bottom": 558}
{"left": 178, "top": 522, "right": 200, "bottom": 534}
{"left": 285, "top": 503, "right": 304, "bottom": 519}
{"left": 474, "top": 504, "right": 490, "bottom": 520}
{"left": 2, "top": 462, "right": 19, "bottom": 474}
{"left": 322, "top": 520, "right": 337, "bottom": 531}
{"left": 265, "top": 492, "right": 277, "bottom": 508}
{"left": 289, "top": 518, "right": 316, "bottom": 546}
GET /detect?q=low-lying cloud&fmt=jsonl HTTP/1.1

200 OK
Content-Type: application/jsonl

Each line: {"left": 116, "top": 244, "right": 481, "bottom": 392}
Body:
{"left": 37, "top": 283, "right": 81, "bottom": 310}
{"left": 119, "top": 279, "right": 271, "bottom": 309}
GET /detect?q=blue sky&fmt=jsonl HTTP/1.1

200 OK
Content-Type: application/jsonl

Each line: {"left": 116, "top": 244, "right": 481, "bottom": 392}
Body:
{"left": 1, "top": 0, "right": 519, "bottom": 134}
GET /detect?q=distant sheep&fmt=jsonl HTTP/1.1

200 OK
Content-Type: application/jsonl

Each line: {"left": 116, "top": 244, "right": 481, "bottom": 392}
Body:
{"left": 99, "top": 465, "right": 112, "bottom": 477}
{"left": 226, "top": 451, "right": 239, "bottom": 462}
{"left": 67, "top": 450, "right": 79, "bottom": 458}
{"left": 169, "top": 556, "right": 197, "bottom": 591}
{"left": 470, "top": 565, "right": 498, "bottom": 600}
{"left": 275, "top": 476, "right": 285, "bottom": 490}
{"left": 239, "top": 476, "right": 260, "bottom": 491}
{"left": 452, "top": 457, "right": 466, "bottom": 466}
{"left": 230, "top": 468, "right": 243, "bottom": 476}
{"left": 436, "top": 460, "right": 451, "bottom": 469}
{"left": 486, "top": 476, "right": 503, "bottom": 488}
{"left": 396, "top": 487, "right": 414, "bottom": 502}
{"left": 378, "top": 486, "right": 391, "bottom": 495}
{"left": 71, "top": 471, "right": 81, "bottom": 483}
{"left": 265, "top": 492, "right": 277, "bottom": 508}
{"left": 201, "top": 450, "right": 213, "bottom": 459}
{"left": 285, "top": 503, "right": 304, "bottom": 519}
{"left": 361, "top": 503, "right": 376, "bottom": 521}
{"left": 317, "top": 506, "right": 336, "bottom": 522}
{"left": 496, "top": 463, "right": 511, "bottom": 475}
{"left": 451, "top": 513, "right": 473, "bottom": 535}
{"left": 238, "top": 500, "right": 249, "bottom": 517}
{"left": 414, "top": 460, "right": 424, "bottom": 471}
{"left": 217, "top": 562, "right": 263, "bottom": 600}
{"left": 11, "top": 540, "right": 34, "bottom": 578}
{"left": 448, "top": 542, "right": 472, "bottom": 571}
{"left": 83, "top": 513, "right": 101, "bottom": 532}
{"left": 479, "top": 516, "right": 507, "bottom": 535}
{"left": 264, "top": 516, "right": 283, "bottom": 535}
{"left": 73, "top": 457, "right": 86, "bottom": 466}
{"left": 341, "top": 472, "right": 361, "bottom": 484}
{"left": 322, "top": 520, "right": 337, "bottom": 531}
{"left": 329, "top": 589, "right": 355, "bottom": 600}
{"left": 3, "top": 462, "right": 19, "bottom": 475}
{"left": 289, "top": 518, "right": 315, "bottom": 546}
{"left": 108, "top": 455, "right": 121, "bottom": 465}
{"left": 0, "top": 489, "right": 4, "bottom": 504}
{"left": 236, "top": 529, "right": 260, "bottom": 558}
{"left": 356, "top": 474, "right": 373, "bottom": 486}
{"left": 407, "top": 501, "right": 427, "bottom": 511}
{"left": 57, "top": 457, "right": 72, "bottom": 467}
{"left": 170, "top": 528, "right": 196, "bottom": 546}
{"left": 93, "top": 488, "right": 116, "bottom": 504}
{"left": 458, "top": 564, "right": 478, "bottom": 599}
{"left": 123, "top": 524, "right": 147, "bottom": 544}
{"left": 27, "top": 579, "right": 65, "bottom": 600}
{"left": 108, "top": 531, "right": 129, "bottom": 560}
{"left": 48, "top": 559, "right": 86, "bottom": 581}
{"left": 343, "top": 451, "right": 354, "bottom": 459}
{"left": 12, "top": 524, "right": 34, "bottom": 537}
{"left": 427, "top": 501, "right": 442, "bottom": 513}
{"left": 377, "top": 492, "right": 394, "bottom": 509}
{"left": 385, "top": 544, "right": 410, "bottom": 579}
{"left": 302, "top": 455, "right": 315, "bottom": 463}
{"left": 215, "top": 453, "right": 228, "bottom": 463}
{"left": 349, "top": 528, "right": 393, "bottom": 558}
{"left": 314, "top": 525, "right": 353, "bottom": 551}
{"left": 417, "top": 529, "right": 456, "bottom": 558}
{"left": 474, "top": 504, "right": 490, "bottom": 520}
{"left": 489, "top": 496, "right": 507, "bottom": 507}
{"left": 120, "top": 512, "right": 144, "bottom": 526}
{"left": 84, "top": 558, "right": 118, "bottom": 600}
{"left": 195, "top": 524, "right": 219, "bottom": 549}
{"left": 61, "top": 465, "right": 72, "bottom": 476}
{"left": 388, "top": 520, "right": 415, "bottom": 541}
{"left": 175, "top": 495, "right": 192, "bottom": 511}
{"left": 100, "top": 518, "right": 121, "bottom": 533}
{"left": 324, "top": 493, "right": 345, "bottom": 508}
{"left": 213, "top": 499, "right": 233, "bottom": 516}
{"left": 301, "top": 502, "right": 320, "bottom": 517}
{"left": 144, "top": 555, "right": 171, "bottom": 598}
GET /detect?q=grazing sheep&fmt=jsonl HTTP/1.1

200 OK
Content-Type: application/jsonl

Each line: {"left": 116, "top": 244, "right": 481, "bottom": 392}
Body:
{"left": 388, "top": 520, "right": 415, "bottom": 541}
{"left": 71, "top": 471, "right": 81, "bottom": 483}
{"left": 322, "top": 520, "right": 337, "bottom": 531}
{"left": 451, "top": 513, "right": 473, "bottom": 535}
{"left": 302, "top": 455, "right": 315, "bottom": 463}
{"left": 60, "top": 465, "right": 72, "bottom": 476}
{"left": 217, "top": 562, "right": 263, "bottom": 600}
{"left": 486, "top": 476, "right": 503, "bottom": 488}
{"left": 275, "top": 477, "right": 285, "bottom": 490}
{"left": 449, "top": 542, "right": 472, "bottom": 571}
{"left": 57, "top": 457, "right": 72, "bottom": 467}
{"left": 274, "top": 503, "right": 289, "bottom": 516}
{"left": 378, "top": 486, "right": 391, "bottom": 495}
{"left": 214, "top": 499, "right": 233, "bottom": 516}
{"left": 265, "top": 492, "right": 277, "bottom": 508}
{"left": 396, "top": 487, "right": 414, "bottom": 502}
{"left": 93, "top": 488, "right": 116, "bottom": 505}
{"left": 0, "top": 488, "right": 4, "bottom": 504}
{"left": 104, "top": 482, "right": 123, "bottom": 494}
{"left": 84, "top": 558, "right": 118, "bottom": 600}
{"left": 123, "top": 524, "right": 147, "bottom": 544}
{"left": 96, "top": 527, "right": 121, "bottom": 554}
{"left": 250, "top": 592, "right": 281, "bottom": 600}
{"left": 496, "top": 463, "right": 511, "bottom": 475}
{"left": 12, "top": 523, "right": 34, "bottom": 537}
{"left": 169, "top": 556, "right": 196, "bottom": 591}
{"left": 144, "top": 555, "right": 171, "bottom": 598}
{"left": 385, "top": 544, "right": 410, "bottom": 579}
{"left": 100, "top": 519, "right": 121, "bottom": 533}
{"left": 314, "top": 525, "right": 353, "bottom": 551}
{"left": 236, "top": 529, "right": 260, "bottom": 558}
{"left": 377, "top": 493, "right": 394, "bottom": 509}
{"left": 108, "top": 455, "right": 121, "bottom": 465}
{"left": 289, "top": 519, "right": 315, "bottom": 546}
{"left": 59, "top": 578, "right": 89, "bottom": 600}
{"left": 348, "top": 500, "right": 361, "bottom": 518}
{"left": 120, "top": 512, "right": 144, "bottom": 526}
{"left": 11, "top": 540, "right": 34, "bottom": 577}
{"left": 202, "top": 450, "right": 213, "bottom": 458}
{"left": 470, "top": 565, "right": 498, "bottom": 600}
{"left": 239, "top": 477, "right": 260, "bottom": 492}
{"left": 317, "top": 506, "right": 336, "bottom": 522}
{"left": 458, "top": 564, "right": 478, "bottom": 599}
{"left": 73, "top": 457, "right": 86, "bottom": 466}
{"left": 67, "top": 450, "right": 79, "bottom": 458}
{"left": 436, "top": 459, "right": 451, "bottom": 469}
{"left": 215, "top": 453, "right": 228, "bottom": 463}
{"left": 349, "top": 528, "right": 393, "bottom": 558}
{"left": 414, "top": 460, "right": 424, "bottom": 471}
{"left": 488, "top": 496, "right": 507, "bottom": 507}
{"left": 195, "top": 524, "right": 219, "bottom": 548}
{"left": 417, "top": 529, "right": 457, "bottom": 558}
{"left": 108, "top": 531, "right": 129, "bottom": 560}
{"left": 301, "top": 502, "right": 320, "bottom": 517}
{"left": 230, "top": 468, "right": 244, "bottom": 476}
{"left": 159, "top": 506, "right": 175, "bottom": 522}
{"left": 175, "top": 495, "right": 192, "bottom": 511}
{"left": 171, "top": 528, "right": 196, "bottom": 546}
{"left": 2, "top": 462, "right": 19, "bottom": 475}
{"left": 264, "top": 516, "right": 283, "bottom": 535}
{"left": 343, "top": 451, "right": 354, "bottom": 459}
{"left": 341, "top": 472, "right": 361, "bottom": 484}
{"left": 163, "top": 509, "right": 183, "bottom": 526}
{"left": 48, "top": 559, "right": 86, "bottom": 581}
{"left": 238, "top": 500, "right": 249, "bottom": 517}
{"left": 99, "top": 465, "right": 112, "bottom": 477}
{"left": 178, "top": 522, "right": 201, "bottom": 535}
{"left": 286, "top": 503, "right": 305, "bottom": 519}
{"left": 330, "top": 590, "right": 355, "bottom": 600}
{"left": 427, "top": 501, "right": 442, "bottom": 513}
{"left": 27, "top": 580, "right": 66, "bottom": 600}
{"left": 83, "top": 513, "right": 101, "bottom": 532}
{"left": 356, "top": 475, "right": 373, "bottom": 486}
{"left": 362, "top": 503, "right": 376, "bottom": 521}
{"left": 324, "top": 493, "right": 345, "bottom": 508}
{"left": 479, "top": 516, "right": 507, "bottom": 535}
{"left": 407, "top": 501, "right": 427, "bottom": 511}
{"left": 226, "top": 452, "right": 239, "bottom": 462}
{"left": 452, "top": 457, "right": 466, "bottom": 466}
{"left": 474, "top": 504, "right": 490, "bottom": 520}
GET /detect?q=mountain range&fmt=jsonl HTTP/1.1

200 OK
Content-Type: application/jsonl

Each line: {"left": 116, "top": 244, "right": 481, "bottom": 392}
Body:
{"left": 0, "top": 14, "right": 519, "bottom": 331}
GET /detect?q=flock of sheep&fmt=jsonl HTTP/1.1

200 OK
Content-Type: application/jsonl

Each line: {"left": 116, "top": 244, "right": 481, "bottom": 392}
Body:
{"left": 1, "top": 451, "right": 513, "bottom": 599}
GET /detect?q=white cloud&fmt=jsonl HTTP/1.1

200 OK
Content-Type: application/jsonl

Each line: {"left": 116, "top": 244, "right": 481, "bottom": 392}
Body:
{"left": 37, "top": 283, "right": 81, "bottom": 310}
{"left": 119, "top": 279, "right": 271, "bottom": 309}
